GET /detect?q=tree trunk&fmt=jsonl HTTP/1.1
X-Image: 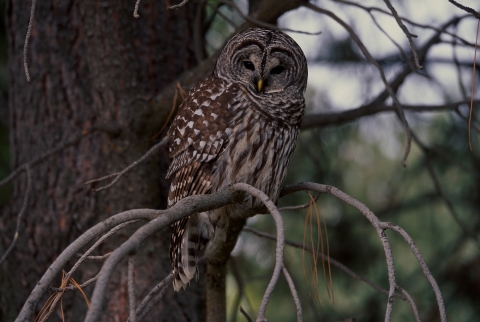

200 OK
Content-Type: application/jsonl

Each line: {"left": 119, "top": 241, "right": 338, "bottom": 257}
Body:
{"left": 1, "top": 0, "right": 206, "bottom": 321}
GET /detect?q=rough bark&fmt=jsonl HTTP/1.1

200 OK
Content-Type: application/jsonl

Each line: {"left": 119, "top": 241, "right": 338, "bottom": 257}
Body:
{"left": 1, "top": 0, "right": 205, "bottom": 321}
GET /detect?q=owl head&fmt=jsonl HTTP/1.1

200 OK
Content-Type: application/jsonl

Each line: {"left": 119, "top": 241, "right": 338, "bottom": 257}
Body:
{"left": 214, "top": 28, "right": 308, "bottom": 96}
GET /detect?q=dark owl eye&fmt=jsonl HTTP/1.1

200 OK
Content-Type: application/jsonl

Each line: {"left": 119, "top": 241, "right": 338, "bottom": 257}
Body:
{"left": 270, "top": 66, "right": 284, "bottom": 74}
{"left": 243, "top": 61, "right": 255, "bottom": 71}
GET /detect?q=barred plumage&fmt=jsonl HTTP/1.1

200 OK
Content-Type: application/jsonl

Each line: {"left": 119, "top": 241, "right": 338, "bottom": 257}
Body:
{"left": 166, "top": 28, "right": 307, "bottom": 291}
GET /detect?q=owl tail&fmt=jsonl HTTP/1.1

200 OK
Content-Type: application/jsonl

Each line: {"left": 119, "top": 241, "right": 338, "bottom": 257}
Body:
{"left": 171, "top": 212, "right": 213, "bottom": 291}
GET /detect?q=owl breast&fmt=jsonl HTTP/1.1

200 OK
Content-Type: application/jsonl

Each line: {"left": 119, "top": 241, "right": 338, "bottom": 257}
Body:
{"left": 211, "top": 102, "right": 300, "bottom": 208}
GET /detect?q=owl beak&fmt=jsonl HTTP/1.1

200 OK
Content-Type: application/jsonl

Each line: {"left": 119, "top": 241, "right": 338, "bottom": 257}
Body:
{"left": 257, "top": 79, "right": 264, "bottom": 92}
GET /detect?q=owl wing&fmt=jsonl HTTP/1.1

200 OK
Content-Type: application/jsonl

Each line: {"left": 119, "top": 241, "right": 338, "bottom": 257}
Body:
{"left": 166, "top": 75, "right": 237, "bottom": 207}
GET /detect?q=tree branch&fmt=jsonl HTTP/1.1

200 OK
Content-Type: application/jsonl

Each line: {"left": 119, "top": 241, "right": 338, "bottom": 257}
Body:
{"left": 85, "top": 136, "right": 168, "bottom": 192}
{"left": 305, "top": 2, "right": 413, "bottom": 166}
{"left": 301, "top": 101, "right": 480, "bottom": 129}
{"left": 242, "top": 227, "right": 405, "bottom": 300}
{"left": 0, "top": 166, "right": 32, "bottom": 264}
{"left": 448, "top": 0, "right": 480, "bottom": 19}
{"left": 282, "top": 267, "right": 302, "bottom": 322}
{"left": 383, "top": 0, "right": 422, "bottom": 69}
{"left": 281, "top": 182, "right": 446, "bottom": 322}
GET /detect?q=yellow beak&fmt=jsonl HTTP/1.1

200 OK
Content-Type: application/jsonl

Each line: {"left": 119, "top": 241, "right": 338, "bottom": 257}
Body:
{"left": 257, "top": 79, "right": 264, "bottom": 92}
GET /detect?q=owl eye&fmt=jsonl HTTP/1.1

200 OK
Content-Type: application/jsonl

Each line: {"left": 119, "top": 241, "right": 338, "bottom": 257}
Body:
{"left": 270, "top": 66, "right": 284, "bottom": 75}
{"left": 243, "top": 61, "right": 255, "bottom": 71}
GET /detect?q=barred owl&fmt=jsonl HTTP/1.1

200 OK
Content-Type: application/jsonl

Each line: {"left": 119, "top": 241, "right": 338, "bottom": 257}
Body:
{"left": 166, "top": 28, "right": 308, "bottom": 291}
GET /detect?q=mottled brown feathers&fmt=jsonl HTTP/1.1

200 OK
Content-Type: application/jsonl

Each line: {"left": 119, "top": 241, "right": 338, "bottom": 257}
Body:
{"left": 166, "top": 28, "right": 307, "bottom": 291}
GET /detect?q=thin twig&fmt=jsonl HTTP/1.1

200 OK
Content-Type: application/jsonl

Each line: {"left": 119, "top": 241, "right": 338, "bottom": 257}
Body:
{"left": 66, "top": 220, "right": 140, "bottom": 281}
{"left": 301, "top": 101, "right": 480, "bottom": 129}
{"left": 0, "top": 166, "right": 32, "bottom": 264}
{"left": 75, "top": 252, "right": 112, "bottom": 261}
{"left": 368, "top": 11, "right": 415, "bottom": 71}
{"left": 469, "top": 19, "right": 479, "bottom": 150}
{"left": 206, "top": 3, "right": 238, "bottom": 30}
{"left": 24, "top": 0, "right": 37, "bottom": 82}
{"left": 49, "top": 272, "right": 100, "bottom": 292}
{"left": 305, "top": 3, "right": 412, "bottom": 166}
{"left": 243, "top": 227, "right": 404, "bottom": 300}
{"left": 16, "top": 209, "right": 157, "bottom": 322}
{"left": 335, "top": 0, "right": 473, "bottom": 46}
{"left": 424, "top": 152, "right": 480, "bottom": 247}
{"left": 129, "top": 273, "right": 173, "bottom": 322}
{"left": 168, "top": 0, "right": 189, "bottom": 10}
{"left": 230, "top": 183, "right": 285, "bottom": 322}
{"left": 383, "top": 0, "right": 422, "bottom": 69}
{"left": 381, "top": 222, "right": 447, "bottom": 322}
{"left": 282, "top": 267, "right": 302, "bottom": 322}
{"left": 39, "top": 221, "right": 140, "bottom": 320}
{"left": 278, "top": 192, "right": 320, "bottom": 211}
{"left": 133, "top": 0, "right": 142, "bottom": 18}
{"left": 0, "top": 133, "right": 87, "bottom": 187}
{"left": 137, "top": 285, "right": 169, "bottom": 322}
{"left": 448, "top": 0, "right": 480, "bottom": 19}
{"left": 281, "top": 183, "right": 446, "bottom": 322}
{"left": 87, "top": 136, "right": 168, "bottom": 192}
{"left": 128, "top": 256, "right": 137, "bottom": 322}
{"left": 240, "top": 306, "right": 253, "bottom": 322}
{"left": 396, "top": 286, "right": 421, "bottom": 322}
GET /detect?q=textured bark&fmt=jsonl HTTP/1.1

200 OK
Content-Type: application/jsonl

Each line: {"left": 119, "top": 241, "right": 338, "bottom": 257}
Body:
{"left": 1, "top": 0, "right": 205, "bottom": 321}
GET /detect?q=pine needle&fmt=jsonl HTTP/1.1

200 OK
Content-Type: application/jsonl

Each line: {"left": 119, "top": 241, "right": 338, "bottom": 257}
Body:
{"left": 35, "top": 271, "right": 90, "bottom": 321}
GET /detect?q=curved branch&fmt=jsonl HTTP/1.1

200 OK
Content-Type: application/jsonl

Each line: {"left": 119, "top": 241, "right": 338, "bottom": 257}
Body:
{"left": 304, "top": 2, "right": 412, "bottom": 166}
{"left": 229, "top": 183, "right": 285, "bottom": 322}
{"left": 281, "top": 182, "right": 446, "bottom": 322}
{"left": 83, "top": 188, "right": 243, "bottom": 322}
{"left": 14, "top": 209, "right": 157, "bottom": 322}
{"left": 282, "top": 267, "right": 302, "bottom": 322}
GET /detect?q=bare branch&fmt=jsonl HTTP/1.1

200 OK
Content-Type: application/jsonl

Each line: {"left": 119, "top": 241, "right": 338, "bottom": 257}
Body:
{"left": 336, "top": 0, "right": 473, "bottom": 45}
{"left": 128, "top": 256, "right": 137, "bottom": 322}
{"left": 448, "top": 0, "right": 480, "bottom": 19}
{"left": 304, "top": 3, "right": 412, "bottom": 166}
{"left": 23, "top": 0, "right": 37, "bottom": 81}
{"left": 243, "top": 227, "right": 404, "bottom": 300}
{"left": 0, "top": 166, "right": 32, "bottom": 264}
{"left": 129, "top": 273, "right": 173, "bottom": 322}
{"left": 133, "top": 0, "right": 142, "bottom": 18}
{"left": 395, "top": 286, "right": 421, "bottom": 322}
{"left": 86, "top": 136, "right": 168, "bottom": 192}
{"left": 240, "top": 306, "right": 253, "bottom": 322}
{"left": 301, "top": 101, "right": 480, "bottom": 129}
{"left": 15, "top": 209, "right": 157, "bottom": 322}
{"left": 383, "top": 0, "right": 422, "bottom": 69}
{"left": 219, "top": 0, "right": 322, "bottom": 35}
{"left": 75, "top": 252, "right": 112, "bottom": 261}
{"left": 82, "top": 188, "right": 244, "bottom": 322}
{"left": 49, "top": 272, "right": 100, "bottom": 292}
{"left": 381, "top": 222, "right": 447, "bottom": 322}
{"left": 278, "top": 192, "right": 320, "bottom": 211}
{"left": 206, "top": 3, "right": 238, "bottom": 31}
{"left": 282, "top": 267, "right": 302, "bottom": 322}
{"left": 67, "top": 221, "right": 140, "bottom": 281}
{"left": 281, "top": 183, "right": 446, "bottom": 322}
{"left": 229, "top": 183, "right": 285, "bottom": 322}
{"left": 168, "top": 0, "right": 189, "bottom": 10}
{"left": 0, "top": 132, "right": 88, "bottom": 188}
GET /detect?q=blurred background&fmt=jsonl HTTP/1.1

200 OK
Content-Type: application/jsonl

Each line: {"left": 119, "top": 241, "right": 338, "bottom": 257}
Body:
{"left": 203, "top": 1, "right": 480, "bottom": 321}
{"left": 1, "top": 0, "right": 479, "bottom": 321}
